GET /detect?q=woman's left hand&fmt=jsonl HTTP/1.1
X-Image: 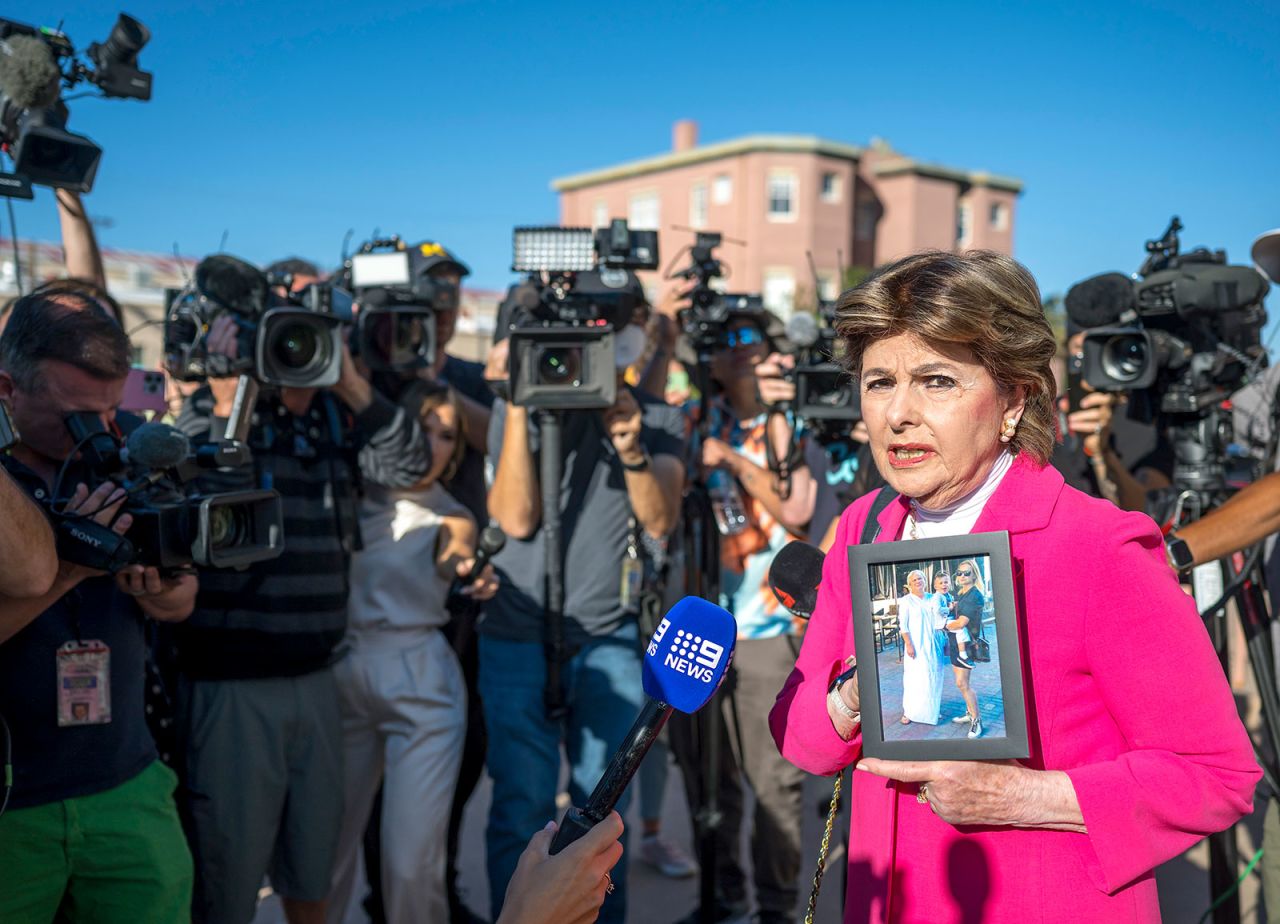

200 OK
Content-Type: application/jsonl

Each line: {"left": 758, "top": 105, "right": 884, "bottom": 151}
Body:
{"left": 456, "top": 559, "right": 499, "bottom": 601}
{"left": 857, "top": 758, "right": 1034, "bottom": 827}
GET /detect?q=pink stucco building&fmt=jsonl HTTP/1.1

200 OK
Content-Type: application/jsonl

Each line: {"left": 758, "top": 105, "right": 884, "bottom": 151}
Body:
{"left": 552, "top": 121, "right": 1022, "bottom": 316}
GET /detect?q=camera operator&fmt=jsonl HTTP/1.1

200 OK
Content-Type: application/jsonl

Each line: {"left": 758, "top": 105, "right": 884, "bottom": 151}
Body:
{"left": 481, "top": 298, "right": 684, "bottom": 924}
{"left": 0, "top": 290, "right": 195, "bottom": 922}
{"left": 676, "top": 309, "right": 816, "bottom": 923}
{"left": 171, "top": 258, "right": 431, "bottom": 924}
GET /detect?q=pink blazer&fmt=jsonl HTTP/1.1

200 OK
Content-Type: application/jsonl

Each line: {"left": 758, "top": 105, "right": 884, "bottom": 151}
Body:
{"left": 770, "top": 454, "right": 1259, "bottom": 923}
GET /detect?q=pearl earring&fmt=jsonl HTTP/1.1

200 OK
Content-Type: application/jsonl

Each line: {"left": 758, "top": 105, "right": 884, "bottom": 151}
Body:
{"left": 1000, "top": 418, "right": 1018, "bottom": 443}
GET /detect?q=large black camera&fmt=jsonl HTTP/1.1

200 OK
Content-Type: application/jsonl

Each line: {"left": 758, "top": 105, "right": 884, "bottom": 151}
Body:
{"left": 344, "top": 237, "right": 461, "bottom": 373}
{"left": 505, "top": 220, "right": 657, "bottom": 410}
{"left": 0, "top": 14, "right": 151, "bottom": 195}
{"left": 164, "top": 254, "right": 352, "bottom": 388}
{"left": 785, "top": 305, "right": 859, "bottom": 425}
{"left": 1068, "top": 218, "right": 1269, "bottom": 415}
{"left": 53, "top": 413, "right": 284, "bottom": 574}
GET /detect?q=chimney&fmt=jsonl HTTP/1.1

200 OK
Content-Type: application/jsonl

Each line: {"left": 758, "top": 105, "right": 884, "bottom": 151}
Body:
{"left": 672, "top": 120, "right": 698, "bottom": 153}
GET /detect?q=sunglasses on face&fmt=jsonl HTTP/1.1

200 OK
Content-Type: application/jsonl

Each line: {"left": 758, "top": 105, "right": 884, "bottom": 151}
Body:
{"left": 720, "top": 327, "right": 764, "bottom": 350}
{"left": 956, "top": 570, "right": 973, "bottom": 578}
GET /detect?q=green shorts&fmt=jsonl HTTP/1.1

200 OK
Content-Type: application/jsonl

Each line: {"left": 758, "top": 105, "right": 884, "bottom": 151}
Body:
{"left": 0, "top": 759, "right": 192, "bottom": 924}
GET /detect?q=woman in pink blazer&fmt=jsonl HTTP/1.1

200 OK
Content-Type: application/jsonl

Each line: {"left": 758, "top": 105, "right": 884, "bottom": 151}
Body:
{"left": 769, "top": 250, "right": 1259, "bottom": 923}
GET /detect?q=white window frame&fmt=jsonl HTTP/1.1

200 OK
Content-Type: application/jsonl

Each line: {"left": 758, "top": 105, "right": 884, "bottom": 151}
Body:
{"left": 816, "top": 271, "right": 838, "bottom": 303}
{"left": 592, "top": 200, "right": 609, "bottom": 230}
{"left": 689, "top": 182, "right": 708, "bottom": 229}
{"left": 712, "top": 174, "right": 733, "bottom": 205}
{"left": 762, "top": 267, "right": 797, "bottom": 317}
{"left": 956, "top": 202, "right": 973, "bottom": 248}
{"left": 820, "top": 172, "right": 842, "bottom": 203}
{"left": 628, "top": 190, "right": 660, "bottom": 231}
{"left": 989, "top": 201, "right": 1008, "bottom": 231}
{"left": 766, "top": 170, "right": 798, "bottom": 223}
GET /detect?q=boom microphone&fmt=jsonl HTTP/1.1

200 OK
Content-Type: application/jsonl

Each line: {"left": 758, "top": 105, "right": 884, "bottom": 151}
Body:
{"left": 1064, "top": 272, "right": 1136, "bottom": 331}
{"left": 0, "top": 34, "right": 60, "bottom": 110}
{"left": 768, "top": 540, "right": 825, "bottom": 619}
{"left": 549, "top": 597, "right": 736, "bottom": 854}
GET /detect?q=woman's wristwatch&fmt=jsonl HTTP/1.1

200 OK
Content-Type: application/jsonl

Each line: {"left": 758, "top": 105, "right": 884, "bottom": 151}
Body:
{"left": 827, "top": 661, "right": 860, "bottom": 724}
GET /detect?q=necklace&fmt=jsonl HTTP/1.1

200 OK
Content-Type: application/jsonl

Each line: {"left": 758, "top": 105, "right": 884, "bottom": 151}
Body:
{"left": 906, "top": 513, "right": 919, "bottom": 540}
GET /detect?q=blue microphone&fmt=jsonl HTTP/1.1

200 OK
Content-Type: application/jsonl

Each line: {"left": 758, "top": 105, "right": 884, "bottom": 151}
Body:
{"left": 549, "top": 597, "right": 736, "bottom": 854}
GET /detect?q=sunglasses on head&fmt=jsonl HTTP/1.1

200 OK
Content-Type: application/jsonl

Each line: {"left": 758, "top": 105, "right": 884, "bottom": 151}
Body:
{"left": 720, "top": 326, "right": 764, "bottom": 350}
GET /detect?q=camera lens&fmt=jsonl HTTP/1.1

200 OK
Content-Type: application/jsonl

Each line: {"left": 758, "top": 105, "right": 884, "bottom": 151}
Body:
{"left": 207, "top": 503, "right": 250, "bottom": 551}
{"left": 268, "top": 320, "right": 332, "bottom": 374}
{"left": 537, "top": 347, "right": 582, "bottom": 386}
{"left": 1101, "top": 335, "right": 1149, "bottom": 384}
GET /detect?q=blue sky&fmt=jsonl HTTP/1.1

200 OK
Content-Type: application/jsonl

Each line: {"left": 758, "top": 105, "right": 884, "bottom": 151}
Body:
{"left": 7, "top": 1, "right": 1279, "bottom": 326}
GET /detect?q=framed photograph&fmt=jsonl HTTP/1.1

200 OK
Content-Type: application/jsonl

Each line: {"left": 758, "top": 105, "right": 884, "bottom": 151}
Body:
{"left": 848, "top": 531, "right": 1028, "bottom": 760}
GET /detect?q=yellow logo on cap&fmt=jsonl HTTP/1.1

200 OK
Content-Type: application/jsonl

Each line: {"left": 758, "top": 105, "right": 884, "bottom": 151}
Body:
{"left": 419, "top": 242, "right": 446, "bottom": 258}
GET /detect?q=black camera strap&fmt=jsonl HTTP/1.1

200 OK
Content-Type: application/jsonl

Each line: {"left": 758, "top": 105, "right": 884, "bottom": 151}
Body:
{"left": 763, "top": 408, "right": 805, "bottom": 501}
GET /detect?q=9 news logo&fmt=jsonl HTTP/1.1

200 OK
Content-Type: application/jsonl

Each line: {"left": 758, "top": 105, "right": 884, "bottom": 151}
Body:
{"left": 647, "top": 617, "right": 725, "bottom": 683}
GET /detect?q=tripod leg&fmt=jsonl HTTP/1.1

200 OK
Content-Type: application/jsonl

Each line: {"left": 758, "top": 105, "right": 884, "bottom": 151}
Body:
{"left": 1208, "top": 582, "right": 1243, "bottom": 924}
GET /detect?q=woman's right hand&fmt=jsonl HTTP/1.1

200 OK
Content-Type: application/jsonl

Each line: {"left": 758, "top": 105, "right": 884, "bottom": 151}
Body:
{"left": 904, "top": 639, "right": 916, "bottom": 659}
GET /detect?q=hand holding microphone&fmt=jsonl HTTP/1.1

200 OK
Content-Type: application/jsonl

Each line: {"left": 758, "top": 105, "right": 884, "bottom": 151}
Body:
{"left": 549, "top": 597, "right": 737, "bottom": 855}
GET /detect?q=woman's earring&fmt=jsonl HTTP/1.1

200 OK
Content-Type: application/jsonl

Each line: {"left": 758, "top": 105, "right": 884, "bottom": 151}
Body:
{"left": 1000, "top": 418, "right": 1018, "bottom": 443}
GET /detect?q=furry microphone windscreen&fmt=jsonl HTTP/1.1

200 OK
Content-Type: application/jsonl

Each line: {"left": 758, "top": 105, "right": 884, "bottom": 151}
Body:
{"left": 1064, "top": 272, "right": 1136, "bottom": 330}
{"left": 0, "top": 35, "right": 60, "bottom": 110}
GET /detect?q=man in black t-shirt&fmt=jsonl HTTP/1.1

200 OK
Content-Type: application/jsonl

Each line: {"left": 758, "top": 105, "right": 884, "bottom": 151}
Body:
{"left": 0, "top": 291, "right": 195, "bottom": 923}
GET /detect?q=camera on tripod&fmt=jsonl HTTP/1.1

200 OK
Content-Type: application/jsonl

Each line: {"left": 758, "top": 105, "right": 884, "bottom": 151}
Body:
{"left": 505, "top": 219, "right": 657, "bottom": 410}
{"left": 0, "top": 13, "right": 152, "bottom": 196}
{"left": 1070, "top": 217, "right": 1269, "bottom": 415}
{"left": 671, "top": 231, "right": 765, "bottom": 354}
{"left": 164, "top": 254, "right": 353, "bottom": 388}
{"left": 345, "top": 237, "right": 459, "bottom": 373}
{"left": 53, "top": 413, "right": 284, "bottom": 574}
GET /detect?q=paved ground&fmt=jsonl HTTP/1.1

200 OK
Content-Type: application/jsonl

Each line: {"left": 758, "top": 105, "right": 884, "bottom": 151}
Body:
{"left": 875, "top": 620, "right": 1007, "bottom": 743}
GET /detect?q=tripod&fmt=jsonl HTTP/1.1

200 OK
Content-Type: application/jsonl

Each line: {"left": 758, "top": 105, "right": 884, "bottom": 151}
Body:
{"left": 1163, "top": 401, "right": 1280, "bottom": 924}
{"left": 677, "top": 340, "right": 731, "bottom": 924}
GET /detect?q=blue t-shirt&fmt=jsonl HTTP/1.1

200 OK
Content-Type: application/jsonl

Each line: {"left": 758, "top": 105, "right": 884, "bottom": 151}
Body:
{"left": 0, "top": 457, "right": 157, "bottom": 809}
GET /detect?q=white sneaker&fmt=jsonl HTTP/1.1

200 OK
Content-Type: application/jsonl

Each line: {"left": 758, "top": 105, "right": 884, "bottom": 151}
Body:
{"left": 967, "top": 716, "right": 983, "bottom": 738}
{"left": 638, "top": 834, "right": 698, "bottom": 878}
{"left": 951, "top": 714, "right": 971, "bottom": 724}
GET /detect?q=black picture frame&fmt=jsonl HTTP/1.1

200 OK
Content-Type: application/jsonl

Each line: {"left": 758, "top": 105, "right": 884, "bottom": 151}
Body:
{"left": 848, "top": 530, "right": 1028, "bottom": 760}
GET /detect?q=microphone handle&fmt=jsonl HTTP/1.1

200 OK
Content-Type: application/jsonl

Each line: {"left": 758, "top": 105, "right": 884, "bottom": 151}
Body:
{"left": 548, "top": 698, "right": 673, "bottom": 856}
{"left": 462, "top": 546, "right": 495, "bottom": 586}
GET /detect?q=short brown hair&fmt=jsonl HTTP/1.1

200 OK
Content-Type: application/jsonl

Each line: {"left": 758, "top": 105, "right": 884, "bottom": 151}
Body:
{"left": 0, "top": 290, "right": 132, "bottom": 391}
{"left": 834, "top": 250, "right": 1058, "bottom": 463}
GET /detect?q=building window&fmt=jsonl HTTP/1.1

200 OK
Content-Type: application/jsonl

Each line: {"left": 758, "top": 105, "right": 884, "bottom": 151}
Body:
{"left": 762, "top": 268, "right": 796, "bottom": 317}
{"left": 956, "top": 202, "right": 973, "bottom": 248}
{"left": 820, "top": 172, "right": 842, "bottom": 203}
{"left": 990, "top": 202, "right": 1008, "bottom": 231}
{"left": 689, "top": 182, "right": 708, "bottom": 229}
{"left": 766, "top": 171, "right": 797, "bottom": 222}
{"left": 712, "top": 174, "right": 732, "bottom": 205}
{"left": 628, "top": 191, "right": 660, "bottom": 231}
{"left": 592, "top": 200, "right": 609, "bottom": 229}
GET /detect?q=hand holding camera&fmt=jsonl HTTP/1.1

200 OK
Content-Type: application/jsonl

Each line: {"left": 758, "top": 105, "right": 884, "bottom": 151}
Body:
{"left": 755, "top": 351, "right": 796, "bottom": 408}
{"left": 602, "top": 389, "right": 644, "bottom": 465}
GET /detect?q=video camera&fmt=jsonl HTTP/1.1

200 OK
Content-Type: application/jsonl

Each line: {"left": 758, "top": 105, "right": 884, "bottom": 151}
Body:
{"left": 1068, "top": 217, "right": 1269, "bottom": 416}
{"left": 52, "top": 413, "right": 284, "bottom": 574}
{"left": 505, "top": 219, "right": 657, "bottom": 410}
{"left": 784, "top": 304, "right": 859, "bottom": 427}
{"left": 343, "top": 237, "right": 459, "bottom": 373}
{"left": 671, "top": 231, "right": 765, "bottom": 355}
{"left": 164, "top": 254, "right": 352, "bottom": 388}
{"left": 0, "top": 13, "right": 151, "bottom": 196}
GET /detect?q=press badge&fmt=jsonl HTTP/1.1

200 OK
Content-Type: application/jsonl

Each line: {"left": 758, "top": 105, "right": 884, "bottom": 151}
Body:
{"left": 57, "top": 640, "right": 111, "bottom": 726}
